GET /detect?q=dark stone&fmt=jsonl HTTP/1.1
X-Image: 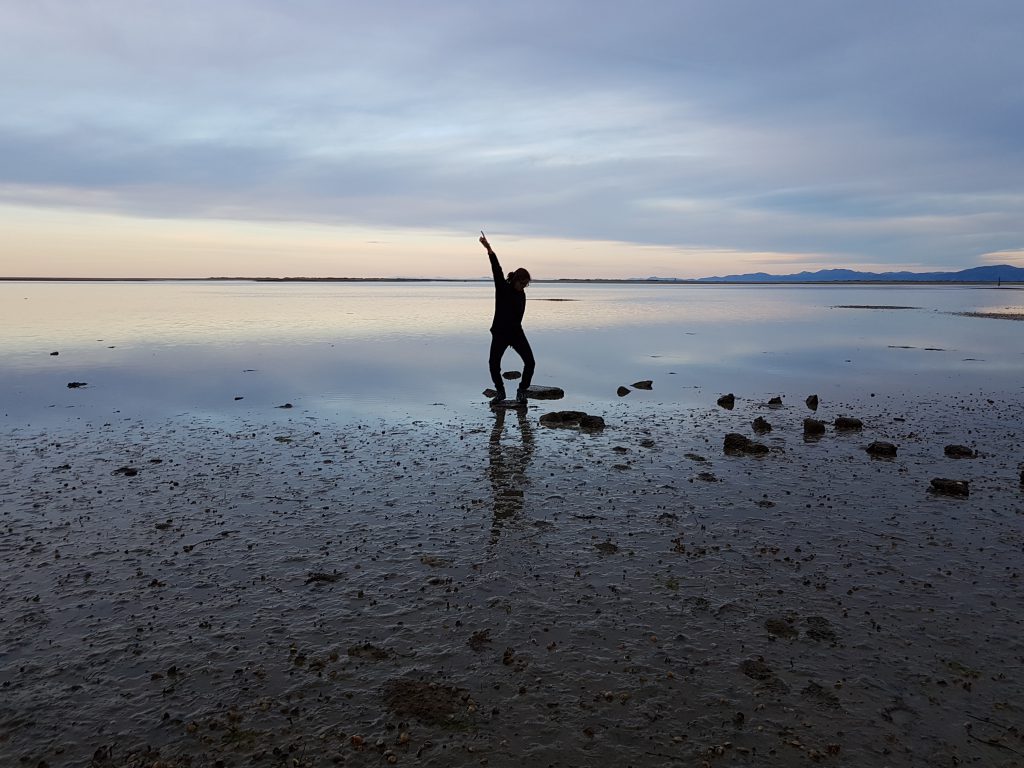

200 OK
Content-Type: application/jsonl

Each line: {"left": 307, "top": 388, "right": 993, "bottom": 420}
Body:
{"left": 524, "top": 385, "right": 564, "bottom": 400}
{"left": 631, "top": 380, "right": 653, "bottom": 390}
{"left": 306, "top": 572, "right": 342, "bottom": 584}
{"left": 866, "top": 441, "right": 898, "bottom": 458}
{"left": 717, "top": 393, "right": 735, "bottom": 409}
{"left": 502, "top": 371, "right": 522, "bottom": 380}
{"left": 803, "top": 418, "right": 826, "bottom": 436}
{"left": 739, "top": 658, "right": 789, "bottom": 693}
{"left": 752, "top": 416, "right": 772, "bottom": 434}
{"left": 806, "top": 394, "right": 819, "bottom": 410}
{"left": 617, "top": 386, "right": 630, "bottom": 396}
{"left": 541, "top": 410, "right": 606, "bottom": 430}
{"left": 50, "top": 351, "right": 59, "bottom": 356}
{"left": 113, "top": 466, "right": 138, "bottom": 477}
{"left": 724, "top": 433, "right": 769, "bottom": 456}
{"left": 348, "top": 642, "right": 390, "bottom": 660}
{"left": 490, "top": 399, "right": 526, "bottom": 409}
{"left": 930, "top": 478, "right": 969, "bottom": 497}
{"left": 67, "top": 381, "right": 87, "bottom": 388}
{"left": 768, "top": 396, "right": 783, "bottom": 407}
{"left": 802, "top": 681, "right": 843, "bottom": 710}
{"left": 944, "top": 444, "right": 976, "bottom": 459}
{"left": 539, "top": 411, "right": 587, "bottom": 427}
{"left": 739, "top": 658, "right": 775, "bottom": 680}
{"left": 277, "top": 403, "right": 293, "bottom": 409}
{"left": 834, "top": 416, "right": 863, "bottom": 431}
{"left": 765, "top": 618, "right": 798, "bottom": 640}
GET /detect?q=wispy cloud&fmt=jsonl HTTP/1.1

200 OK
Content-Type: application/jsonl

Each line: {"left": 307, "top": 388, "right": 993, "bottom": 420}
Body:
{"left": 1, "top": 1, "right": 1023, "bottom": 276}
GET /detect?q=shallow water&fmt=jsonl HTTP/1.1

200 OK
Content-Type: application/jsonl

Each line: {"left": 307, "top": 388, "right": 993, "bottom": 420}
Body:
{"left": 2, "top": 281, "right": 1023, "bottom": 426}
{"left": 1, "top": 282, "right": 1023, "bottom": 766}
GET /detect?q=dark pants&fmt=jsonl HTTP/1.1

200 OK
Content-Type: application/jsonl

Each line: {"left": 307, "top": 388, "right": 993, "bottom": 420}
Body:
{"left": 489, "top": 329, "right": 535, "bottom": 392}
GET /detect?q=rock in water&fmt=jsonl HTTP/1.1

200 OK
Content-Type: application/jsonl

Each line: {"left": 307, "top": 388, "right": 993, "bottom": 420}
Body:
{"left": 944, "top": 444, "right": 976, "bottom": 458}
{"left": 866, "top": 441, "right": 898, "bottom": 458}
{"left": 617, "top": 386, "right": 630, "bottom": 397}
{"left": 717, "top": 393, "right": 735, "bottom": 409}
{"left": 540, "top": 411, "right": 606, "bottom": 431}
{"left": 724, "top": 433, "right": 769, "bottom": 456}
{"left": 806, "top": 394, "right": 819, "bottom": 410}
{"left": 524, "top": 385, "right": 564, "bottom": 400}
{"left": 930, "top": 478, "right": 969, "bottom": 497}
{"left": 803, "top": 418, "right": 826, "bottom": 436}
{"left": 631, "top": 380, "right": 653, "bottom": 390}
{"left": 503, "top": 370, "right": 522, "bottom": 380}
{"left": 491, "top": 399, "right": 526, "bottom": 409}
{"left": 487, "top": 385, "right": 563, "bottom": 400}
{"left": 752, "top": 416, "right": 772, "bottom": 434}
{"left": 539, "top": 411, "right": 587, "bottom": 427}
{"left": 67, "top": 381, "right": 87, "bottom": 388}
{"left": 834, "top": 416, "right": 863, "bottom": 431}
{"left": 768, "top": 396, "right": 783, "bottom": 407}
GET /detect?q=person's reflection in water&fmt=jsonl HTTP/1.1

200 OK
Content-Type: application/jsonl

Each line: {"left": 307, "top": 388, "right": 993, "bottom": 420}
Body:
{"left": 488, "top": 405, "right": 535, "bottom": 545}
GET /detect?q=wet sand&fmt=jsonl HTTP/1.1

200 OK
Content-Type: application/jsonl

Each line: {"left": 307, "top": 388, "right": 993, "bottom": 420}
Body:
{"left": 2, "top": 391, "right": 1023, "bottom": 767}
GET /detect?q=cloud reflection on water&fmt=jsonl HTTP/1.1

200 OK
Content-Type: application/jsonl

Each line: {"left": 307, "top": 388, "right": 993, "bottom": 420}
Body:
{"left": 2, "top": 282, "right": 1022, "bottom": 427}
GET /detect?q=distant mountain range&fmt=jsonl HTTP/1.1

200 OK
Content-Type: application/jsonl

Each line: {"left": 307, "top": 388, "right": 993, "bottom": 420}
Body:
{"left": 687, "top": 264, "right": 1024, "bottom": 283}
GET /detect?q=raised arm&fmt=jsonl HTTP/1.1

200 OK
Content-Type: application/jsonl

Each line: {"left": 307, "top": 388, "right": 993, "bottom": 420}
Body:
{"left": 480, "top": 234, "right": 504, "bottom": 287}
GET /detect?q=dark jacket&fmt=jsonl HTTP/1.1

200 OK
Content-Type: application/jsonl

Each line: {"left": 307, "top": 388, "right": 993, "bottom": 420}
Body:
{"left": 489, "top": 252, "right": 526, "bottom": 334}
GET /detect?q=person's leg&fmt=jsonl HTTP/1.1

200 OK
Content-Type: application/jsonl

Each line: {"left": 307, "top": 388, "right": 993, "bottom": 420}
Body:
{"left": 488, "top": 333, "right": 509, "bottom": 397}
{"left": 510, "top": 332, "right": 535, "bottom": 391}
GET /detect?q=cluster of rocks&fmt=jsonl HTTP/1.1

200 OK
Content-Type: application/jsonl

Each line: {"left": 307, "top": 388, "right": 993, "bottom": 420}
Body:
{"left": 803, "top": 416, "right": 863, "bottom": 436}
{"left": 715, "top": 394, "right": 995, "bottom": 498}
{"left": 617, "top": 380, "right": 653, "bottom": 397}
{"left": 482, "top": 384, "right": 566, "bottom": 401}
{"left": 717, "top": 393, "right": 819, "bottom": 411}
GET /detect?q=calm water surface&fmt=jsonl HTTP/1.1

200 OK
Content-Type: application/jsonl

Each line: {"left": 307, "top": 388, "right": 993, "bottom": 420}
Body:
{"left": 2, "top": 281, "right": 1022, "bottom": 425}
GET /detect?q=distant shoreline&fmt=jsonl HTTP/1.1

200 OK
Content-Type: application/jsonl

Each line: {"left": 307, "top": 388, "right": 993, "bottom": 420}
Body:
{"left": 1, "top": 276, "right": 1021, "bottom": 286}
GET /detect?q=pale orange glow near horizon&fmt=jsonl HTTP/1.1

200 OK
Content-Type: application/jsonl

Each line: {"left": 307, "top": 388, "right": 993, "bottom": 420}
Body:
{"left": 0, "top": 204, "right": 864, "bottom": 280}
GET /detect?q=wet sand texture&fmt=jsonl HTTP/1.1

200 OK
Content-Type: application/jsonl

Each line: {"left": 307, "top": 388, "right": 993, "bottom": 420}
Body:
{"left": 2, "top": 391, "right": 1023, "bottom": 767}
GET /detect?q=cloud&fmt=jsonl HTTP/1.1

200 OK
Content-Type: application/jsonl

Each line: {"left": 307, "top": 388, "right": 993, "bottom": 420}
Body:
{"left": 1, "top": 1, "right": 1023, "bottom": 276}
{"left": 979, "top": 249, "right": 1024, "bottom": 266}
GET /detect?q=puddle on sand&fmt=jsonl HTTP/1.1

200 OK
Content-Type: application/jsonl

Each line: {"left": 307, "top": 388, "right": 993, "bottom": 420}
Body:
{"left": 1, "top": 391, "right": 1023, "bottom": 767}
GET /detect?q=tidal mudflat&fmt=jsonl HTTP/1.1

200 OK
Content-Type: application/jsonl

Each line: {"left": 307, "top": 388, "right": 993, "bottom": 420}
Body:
{"left": 2, "top": 386, "right": 1023, "bottom": 767}
{"left": 3, "top": 281, "right": 1024, "bottom": 766}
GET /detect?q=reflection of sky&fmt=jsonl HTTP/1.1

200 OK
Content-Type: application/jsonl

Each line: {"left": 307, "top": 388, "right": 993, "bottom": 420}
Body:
{"left": 2, "top": 282, "right": 1022, "bottom": 426}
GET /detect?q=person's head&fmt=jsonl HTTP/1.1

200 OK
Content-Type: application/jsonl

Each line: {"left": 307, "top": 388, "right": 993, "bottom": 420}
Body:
{"left": 508, "top": 267, "right": 531, "bottom": 292}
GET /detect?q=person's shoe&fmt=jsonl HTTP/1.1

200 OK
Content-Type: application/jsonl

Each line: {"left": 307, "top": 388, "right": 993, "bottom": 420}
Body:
{"left": 515, "top": 387, "right": 528, "bottom": 405}
{"left": 489, "top": 389, "right": 506, "bottom": 405}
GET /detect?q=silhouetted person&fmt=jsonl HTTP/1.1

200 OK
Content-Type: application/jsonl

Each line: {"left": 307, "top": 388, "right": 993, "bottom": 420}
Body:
{"left": 480, "top": 233, "right": 534, "bottom": 404}
{"left": 487, "top": 404, "right": 535, "bottom": 545}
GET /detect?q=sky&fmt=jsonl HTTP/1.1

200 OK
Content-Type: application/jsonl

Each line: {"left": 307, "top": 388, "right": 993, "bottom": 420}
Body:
{"left": 1, "top": 1, "right": 1023, "bottom": 279}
